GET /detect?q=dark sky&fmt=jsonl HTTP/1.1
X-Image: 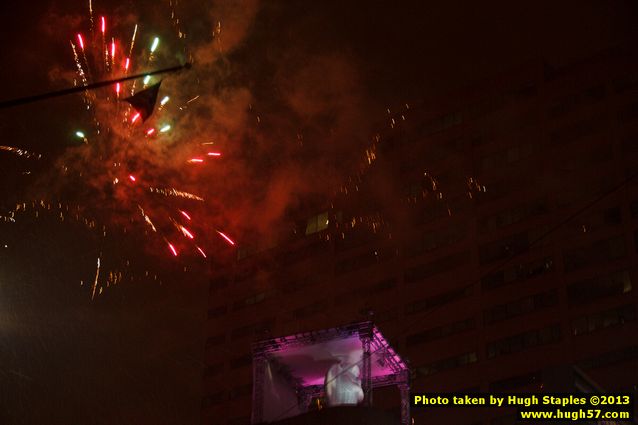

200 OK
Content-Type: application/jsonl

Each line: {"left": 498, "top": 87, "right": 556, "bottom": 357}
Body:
{"left": 1, "top": 1, "right": 637, "bottom": 424}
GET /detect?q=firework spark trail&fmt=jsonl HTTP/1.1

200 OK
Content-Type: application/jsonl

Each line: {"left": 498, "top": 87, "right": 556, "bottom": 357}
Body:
{"left": 149, "top": 187, "right": 204, "bottom": 201}
{"left": 216, "top": 230, "right": 235, "bottom": 246}
{"left": 88, "top": 0, "right": 94, "bottom": 31}
{"left": 91, "top": 257, "right": 100, "bottom": 300}
{"left": 70, "top": 42, "right": 89, "bottom": 88}
{"left": 0, "top": 146, "right": 42, "bottom": 159}
{"left": 129, "top": 24, "right": 138, "bottom": 60}
{"left": 2, "top": 199, "right": 172, "bottom": 297}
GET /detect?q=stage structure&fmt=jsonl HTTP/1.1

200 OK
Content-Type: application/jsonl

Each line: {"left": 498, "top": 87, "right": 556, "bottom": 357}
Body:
{"left": 251, "top": 321, "right": 410, "bottom": 425}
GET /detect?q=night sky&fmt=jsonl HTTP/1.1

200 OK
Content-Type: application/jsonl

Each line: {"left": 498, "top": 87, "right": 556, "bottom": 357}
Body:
{"left": 1, "top": 1, "right": 637, "bottom": 424}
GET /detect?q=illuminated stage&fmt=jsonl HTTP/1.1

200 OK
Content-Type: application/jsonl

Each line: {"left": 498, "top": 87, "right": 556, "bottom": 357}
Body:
{"left": 251, "top": 321, "right": 410, "bottom": 424}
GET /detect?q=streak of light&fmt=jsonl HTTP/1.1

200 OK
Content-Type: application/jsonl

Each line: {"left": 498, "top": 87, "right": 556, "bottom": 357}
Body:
{"left": 101, "top": 16, "right": 106, "bottom": 34}
{"left": 77, "top": 34, "right": 85, "bottom": 50}
{"left": 179, "top": 210, "right": 191, "bottom": 220}
{"left": 188, "top": 158, "right": 203, "bottom": 163}
{"left": 131, "top": 112, "right": 141, "bottom": 123}
{"left": 91, "top": 257, "right": 101, "bottom": 300}
{"left": 146, "top": 128, "right": 155, "bottom": 135}
{"left": 180, "top": 226, "right": 194, "bottom": 239}
{"left": 216, "top": 230, "right": 235, "bottom": 246}
{"left": 160, "top": 96, "right": 170, "bottom": 106}
{"left": 149, "top": 187, "right": 204, "bottom": 201}
{"left": 196, "top": 247, "right": 206, "bottom": 258}
{"left": 150, "top": 37, "right": 159, "bottom": 53}
{"left": 129, "top": 175, "right": 136, "bottom": 182}
{"left": 129, "top": 24, "right": 138, "bottom": 57}
{"left": 159, "top": 124, "right": 171, "bottom": 133}
{"left": 207, "top": 152, "right": 221, "bottom": 157}
{"left": 0, "top": 146, "right": 41, "bottom": 159}
{"left": 168, "top": 243, "right": 178, "bottom": 256}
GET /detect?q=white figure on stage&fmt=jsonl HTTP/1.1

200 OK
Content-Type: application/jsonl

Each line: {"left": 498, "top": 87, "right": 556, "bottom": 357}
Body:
{"left": 324, "top": 354, "right": 364, "bottom": 406}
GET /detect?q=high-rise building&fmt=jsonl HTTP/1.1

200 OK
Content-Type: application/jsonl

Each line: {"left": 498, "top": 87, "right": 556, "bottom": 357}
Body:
{"left": 202, "top": 46, "right": 638, "bottom": 425}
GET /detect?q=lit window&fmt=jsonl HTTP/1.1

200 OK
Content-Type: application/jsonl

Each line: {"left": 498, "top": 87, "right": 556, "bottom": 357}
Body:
{"left": 305, "top": 211, "right": 329, "bottom": 235}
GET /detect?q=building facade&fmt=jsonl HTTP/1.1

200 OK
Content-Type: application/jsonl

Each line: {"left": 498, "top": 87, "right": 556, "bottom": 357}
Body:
{"left": 202, "top": 46, "right": 638, "bottom": 425}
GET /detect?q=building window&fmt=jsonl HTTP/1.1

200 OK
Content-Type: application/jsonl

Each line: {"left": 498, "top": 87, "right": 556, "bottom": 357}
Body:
{"left": 293, "top": 299, "right": 328, "bottom": 320}
{"left": 483, "top": 290, "right": 558, "bottom": 325}
{"left": 203, "top": 362, "right": 225, "bottom": 378}
{"left": 548, "top": 84, "right": 605, "bottom": 118}
{"left": 202, "top": 391, "right": 226, "bottom": 407}
{"left": 368, "top": 277, "right": 397, "bottom": 293}
{"left": 404, "top": 224, "right": 467, "bottom": 258}
{"left": 305, "top": 212, "right": 329, "bottom": 235}
{"left": 230, "top": 353, "right": 252, "bottom": 369}
{"left": 205, "top": 334, "right": 226, "bottom": 348}
{"left": 478, "top": 200, "right": 548, "bottom": 233}
{"left": 278, "top": 239, "right": 329, "bottom": 265}
{"left": 481, "top": 256, "right": 554, "bottom": 291}
{"left": 550, "top": 115, "right": 606, "bottom": 144}
{"left": 572, "top": 304, "right": 636, "bottom": 336}
{"left": 372, "top": 307, "right": 399, "bottom": 324}
{"left": 480, "top": 143, "right": 534, "bottom": 171}
{"left": 335, "top": 246, "right": 396, "bottom": 275}
{"left": 405, "top": 284, "right": 473, "bottom": 315}
{"left": 209, "top": 276, "right": 229, "bottom": 292}
{"left": 563, "top": 235, "right": 626, "bottom": 272}
{"left": 406, "top": 317, "right": 476, "bottom": 347}
{"left": 229, "top": 384, "right": 252, "bottom": 400}
{"left": 208, "top": 305, "right": 228, "bottom": 319}
{"left": 416, "top": 351, "right": 478, "bottom": 378}
{"left": 231, "top": 318, "right": 274, "bottom": 340}
{"left": 578, "top": 345, "right": 638, "bottom": 370}
{"left": 489, "top": 370, "right": 541, "bottom": 391}
{"left": 567, "top": 270, "right": 632, "bottom": 306}
{"left": 614, "top": 75, "right": 638, "bottom": 94}
{"left": 486, "top": 324, "right": 561, "bottom": 359}
{"left": 568, "top": 206, "right": 622, "bottom": 235}
{"left": 404, "top": 250, "right": 471, "bottom": 283}
{"left": 479, "top": 232, "right": 530, "bottom": 265}
{"left": 233, "top": 292, "right": 268, "bottom": 311}
{"left": 619, "top": 100, "right": 638, "bottom": 123}
{"left": 228, "top": 416, "right": 251, "bottom": 425}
